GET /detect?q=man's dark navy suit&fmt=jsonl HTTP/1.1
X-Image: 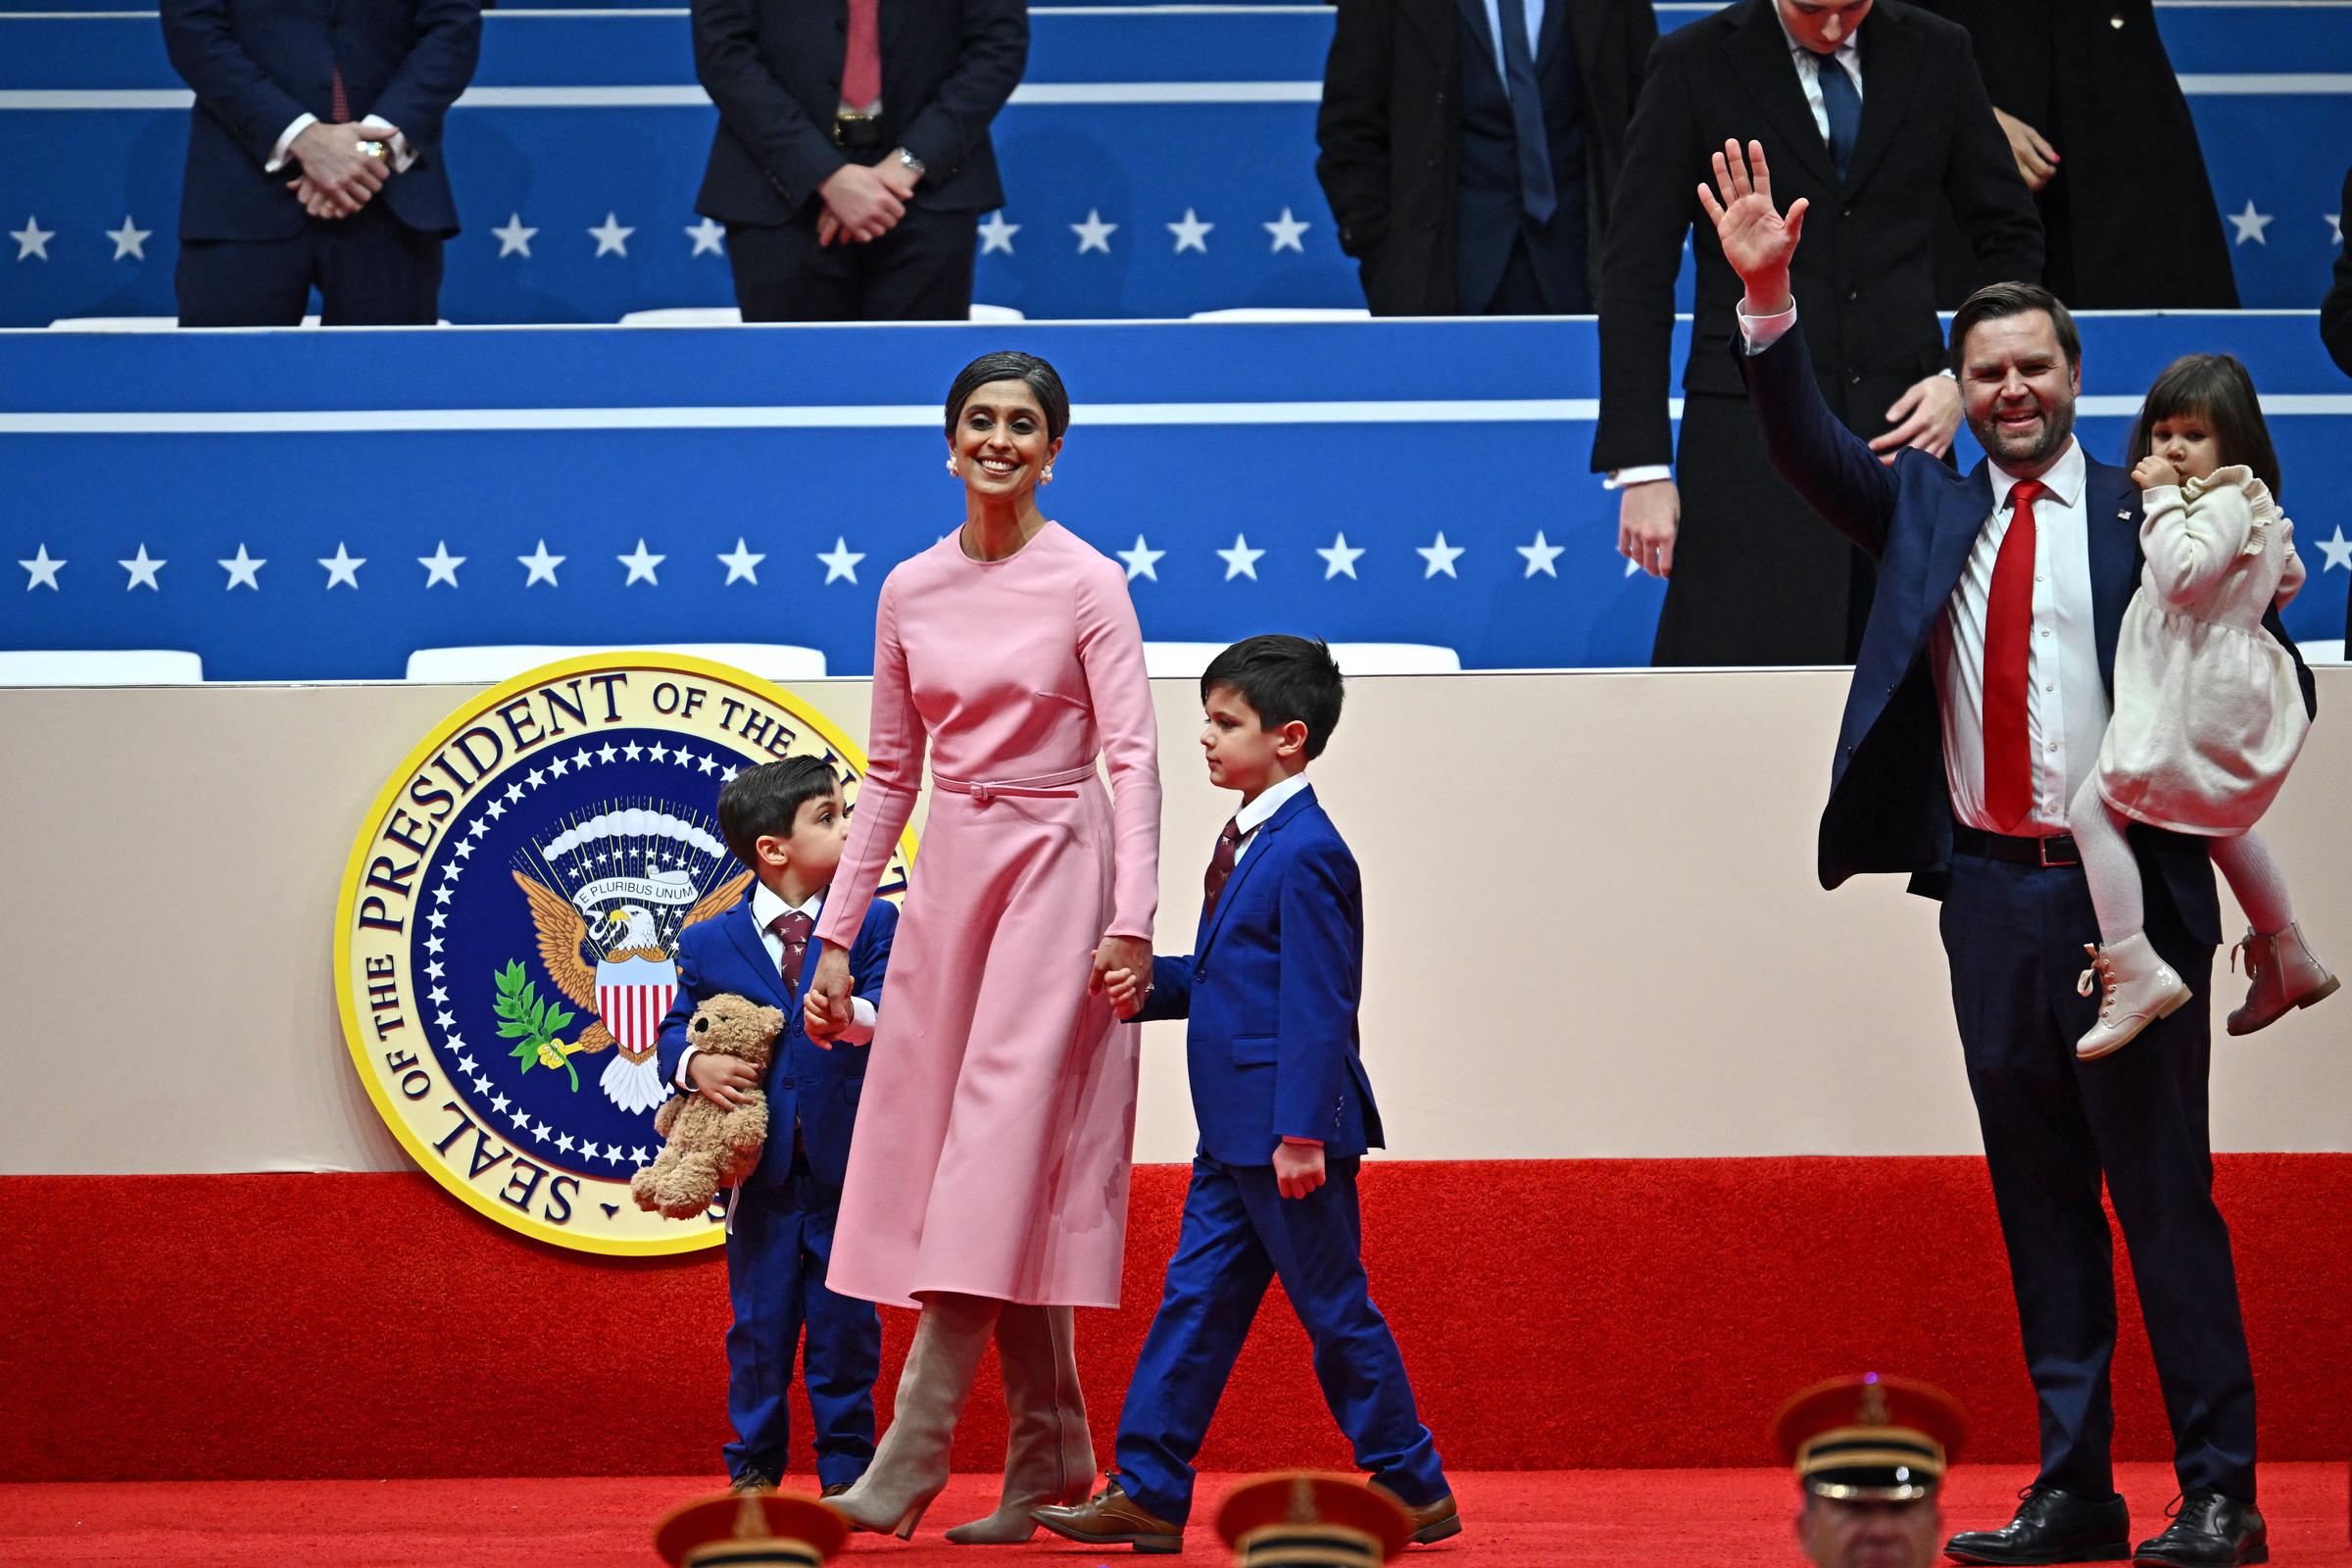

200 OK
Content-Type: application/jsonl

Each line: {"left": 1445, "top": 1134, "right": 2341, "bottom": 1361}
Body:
{"left": 1741, "top": 322, "right": 2316, "bottom": 1504}
{"left": 654, "top": 893, "right": 896, "bottom": 1487}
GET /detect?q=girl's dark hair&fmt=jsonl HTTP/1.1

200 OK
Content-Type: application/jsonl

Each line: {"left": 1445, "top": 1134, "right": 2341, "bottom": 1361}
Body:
{"left": 2126, "top": 353, "right": 2281, "bottom": 499}
{"left": 945, "top": 352, "right": 1071, "bottom": 443}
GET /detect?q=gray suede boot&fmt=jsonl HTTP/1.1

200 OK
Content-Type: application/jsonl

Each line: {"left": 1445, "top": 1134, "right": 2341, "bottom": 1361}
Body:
{"left": 944, "top": 1303, "right": 1096, "bottom": 1544}
{"left": 827, "top": 1292, "right": 1001, "bottom": 1540}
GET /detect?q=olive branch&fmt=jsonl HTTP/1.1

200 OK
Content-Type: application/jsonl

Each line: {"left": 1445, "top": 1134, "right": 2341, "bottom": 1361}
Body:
{"left": 495, "top": 959, "right": 579, "bottom": 1091}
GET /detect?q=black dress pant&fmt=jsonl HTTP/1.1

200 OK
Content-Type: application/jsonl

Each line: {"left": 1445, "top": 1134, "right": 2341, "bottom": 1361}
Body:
{"left": 175, "top": 201, "right": 444, "bottom": 326}
{"left": 725, "top": 204, "right": 979, "bottom": 322}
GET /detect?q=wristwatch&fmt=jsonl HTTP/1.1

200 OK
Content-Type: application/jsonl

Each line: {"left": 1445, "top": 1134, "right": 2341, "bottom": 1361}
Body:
{"left": 896, "top": 147, "right": 926, "bottom": 178}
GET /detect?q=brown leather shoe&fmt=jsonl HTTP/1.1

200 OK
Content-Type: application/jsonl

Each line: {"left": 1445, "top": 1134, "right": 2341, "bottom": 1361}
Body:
{"left": 1032, "top": 1479, "right": 1183, "bottom": 1554}
{"left": 728, "top": 1467, "right": 777, "bottom": 1495}
{"left": 1374, "top": 1487, "right": 1464, "bottom": 1545}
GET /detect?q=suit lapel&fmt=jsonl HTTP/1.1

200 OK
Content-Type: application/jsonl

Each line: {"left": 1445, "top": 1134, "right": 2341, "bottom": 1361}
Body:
{"left": 722, "top": 904, "right": 794, "bottom": 1013}
{"left": 1537, "top": 0, "right": 1572, "bottom": 73}
{"left": 2082, "top": 459, "right": 2142, "bottom": 700}
{"left": 1839, "top": 10, "right": 1921, "bottom": 194}
{"left": 1198, "top": 786, "right": 1318, "bottom": 960}
{"left": 1925, "top": 461, "right": 1996, "bottom": 628}
{"left": 1725, "top": 0, "right": 1838, "bottom": 189}
{"left": 1455, "top": 0, "right": 1501, "bottom": 85}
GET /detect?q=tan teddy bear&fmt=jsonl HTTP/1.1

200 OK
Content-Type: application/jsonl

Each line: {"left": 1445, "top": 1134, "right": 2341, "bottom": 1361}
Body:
{"left": 630, "top": 992, "right": 784, "bottom": 1220}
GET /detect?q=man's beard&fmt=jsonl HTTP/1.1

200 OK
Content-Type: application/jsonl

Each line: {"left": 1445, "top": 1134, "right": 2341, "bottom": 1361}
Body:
{"left": 1968, "top": 393, "right": 2077, "bottom": 471}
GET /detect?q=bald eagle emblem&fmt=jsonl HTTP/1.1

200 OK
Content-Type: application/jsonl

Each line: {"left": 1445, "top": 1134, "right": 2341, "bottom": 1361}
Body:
{"left": 508, "top": 807, "right": 752, "bottom": 1114}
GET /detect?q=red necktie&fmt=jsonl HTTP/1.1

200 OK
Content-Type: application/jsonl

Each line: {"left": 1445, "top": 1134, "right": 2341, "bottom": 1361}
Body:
{"left": 1983, "top": 479, "right": 2044, "bottom": 832}
{"left": 329, "top": 65, "right": 351, "bottom": 125}
{"left": 1202, "top": 817, "right": 1242, "bottom": 916}
{"left": 842, "top": 0, "right": 882, "bottom": 109}
{"left": 769, "top": 909, "right": 813, "bottom": 996}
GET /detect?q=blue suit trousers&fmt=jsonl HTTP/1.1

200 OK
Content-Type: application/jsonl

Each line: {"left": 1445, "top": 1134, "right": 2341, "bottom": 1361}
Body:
{"left": 1113, "top": 1155, "right": 1446, "bottom": 1523}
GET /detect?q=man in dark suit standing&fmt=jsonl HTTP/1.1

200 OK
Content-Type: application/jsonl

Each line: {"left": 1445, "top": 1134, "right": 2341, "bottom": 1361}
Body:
{"left": 1707, "top": 140, "right": 2304, "bottom": 1568}
{"left": 1593, "top": 0, "right": 2041, "bottom": 666}
{"left": 692, "top": 0, "right": 1025, "bottom": 322}
{"left": 164, "top": 0, "right": 480, "bottom": 326}
{"left": 1314, "top": 0, "right": 1656, "bottom": 316}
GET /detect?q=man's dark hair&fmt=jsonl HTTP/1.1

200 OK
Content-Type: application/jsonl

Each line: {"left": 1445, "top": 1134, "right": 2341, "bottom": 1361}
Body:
{"left": 1947, "top": 281, "right": 2081, "bottom": 376}
{"left": 716, "top": 756, "right": 841, "bottom": 870}
{"left": 946, "top": 351, "right": 1071, "bottom": 442}
{"left": 2126, "top": 352, "right": 2282, "bottom": 500}
{"left": 1200, "top": 635, "right": 1345, "bottom": 760}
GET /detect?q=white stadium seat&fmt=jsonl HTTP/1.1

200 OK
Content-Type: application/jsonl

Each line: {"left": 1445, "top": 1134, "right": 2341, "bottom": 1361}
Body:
{"left": 2299, "top": 639, "right": 2346, "bottom": 663}
{"left": 1186, "top": 308, "right": 1373, "bottom": 322}
{"left": 404, "top": 643, "right": 827, "bottom": 682}
{"left": 1143, "top": 641, "right": 1460, "bottom": 678}
{"left": 0, "top": 649, "right": 205, "bottom": 684}
{"left": 619, "top": 304, "right": 1025, "bottom": 324}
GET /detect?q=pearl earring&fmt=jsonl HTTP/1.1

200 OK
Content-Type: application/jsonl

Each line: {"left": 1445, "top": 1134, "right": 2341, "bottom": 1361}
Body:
{"left": 945, "top": 456, "right": 957, "bottom": 475}
{"left": 1043, "top": 465, "right": 1055, "bottom": 483}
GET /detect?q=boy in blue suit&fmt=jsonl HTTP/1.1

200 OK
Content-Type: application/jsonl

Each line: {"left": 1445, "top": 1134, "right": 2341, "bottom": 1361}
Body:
{"left": 653, "top": 756, "right": 897, "bottom": 1495}
{"left": 1034, "top": 635, "right": 1457, "bottom": 1553}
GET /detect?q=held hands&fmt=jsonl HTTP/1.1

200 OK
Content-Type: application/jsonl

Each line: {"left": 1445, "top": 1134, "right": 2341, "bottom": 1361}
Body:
{"left": 688, "top": 1049, "right": 761, "bottom": 1110}
{"left": 803, "top": 947, "right": 858, "bottom": 1048}
{"left": 817, "top": 160, "right": 908, "bottom": 246}
{"left": 1090, "top": 934, "right": 1152, "bottom": 1020}
{"left": 1099, "top": 965, "right": 1150, "bottom": 1018}
{"left": 1870, "top": 373, "right": 1963, "bottom": 466}
{"left": 1618, "top": 479, "right": 1679, "bottom": 579}
{"left": 1273, "top": 1138, "right": 1327, "bottom": 1200}
{"left": 1695, "top": 139, "right": 1804, "bottom": 313}
{"left": 2132, "top": 455, "right": 2181, "bottom": 491}
{"left": 289, "top": 122, "right": 387, "bottom": 217}
{"left": 1994, "top": 108, "right": 2060, "bottom": 193}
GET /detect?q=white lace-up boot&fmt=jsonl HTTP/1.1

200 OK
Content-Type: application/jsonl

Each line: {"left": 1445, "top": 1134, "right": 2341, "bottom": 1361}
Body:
{"left": 2076, "top": 931, "right": 2193, "bottom": 1060}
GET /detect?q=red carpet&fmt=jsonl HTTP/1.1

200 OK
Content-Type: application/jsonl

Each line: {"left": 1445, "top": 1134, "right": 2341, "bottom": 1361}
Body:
{"left": 1, "top": 1467, "right": 2345, "bottom": 1567}
{"left": 8, "top": 1157, "right": 2350, "bottom": 1482}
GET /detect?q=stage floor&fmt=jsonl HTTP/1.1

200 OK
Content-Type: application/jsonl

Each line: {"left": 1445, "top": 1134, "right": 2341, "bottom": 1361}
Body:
{"left": 2, "top": 1465, "right": 2345, "bottom": 1566}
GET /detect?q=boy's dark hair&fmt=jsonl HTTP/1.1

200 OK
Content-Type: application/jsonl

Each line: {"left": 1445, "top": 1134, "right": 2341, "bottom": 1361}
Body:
{"left": 946, "top": 351, "right": 1071, "bottom": 442}
{"left": 716, "top": 756, "right": 841, "bottom": 870}
{"left": 2126, "top": 352, "right": 2282, "bottom": 499}
{"left": 1200, "top": 635, "right": 1345, "bottom": 760}
{"left": 1947, "top": 280, "right": 2081, "bottom": 376}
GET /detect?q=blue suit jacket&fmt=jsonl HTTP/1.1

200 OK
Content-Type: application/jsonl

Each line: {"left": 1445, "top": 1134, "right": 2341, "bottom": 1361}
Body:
{"left": 1739, "top": 324, "right": 2317, "bottom": 945}
{"left": 653, "top": 893, "right": 896, "bottom": 1191}
{"left": 162, "top": 0, "right": 480, "bottom": 242}
{"left": 1137, "top": 785, "right": 1386, "bottom": 1165}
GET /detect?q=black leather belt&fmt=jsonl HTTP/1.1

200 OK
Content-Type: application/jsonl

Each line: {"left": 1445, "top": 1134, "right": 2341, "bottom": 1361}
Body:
{"left": 1951, "top": 821, "right": 2081, "bottom": 868}
{"left": 832, "top": 112, "right": 885, "bottom": 151}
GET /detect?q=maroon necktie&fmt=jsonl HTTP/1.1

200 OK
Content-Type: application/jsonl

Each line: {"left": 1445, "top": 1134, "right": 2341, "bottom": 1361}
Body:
{"left": 842, "top": 0, "right": 882, "bottom": 109}
{"left": 769, "top": 909, "right": 813, "bottom": 996}
{"left": 1983, "top": 479, "right": 2044, "bottom": 832}
{"left": 1202, "top": 817, "right": 1243, "bottom": 916}
{"left": 329, "top": 65, "right": 351, "bottom": 124}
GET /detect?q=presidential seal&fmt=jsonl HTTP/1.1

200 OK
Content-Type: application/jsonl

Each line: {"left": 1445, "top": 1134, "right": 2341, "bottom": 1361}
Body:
{"left": 333, "top": 654, "right": 912, "bottom": 1255}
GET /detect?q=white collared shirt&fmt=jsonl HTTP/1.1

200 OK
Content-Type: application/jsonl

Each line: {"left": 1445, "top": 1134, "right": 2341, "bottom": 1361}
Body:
{"left": 1772, "top": 8, "right": 1865, "bottom": 144}
{"left": 1477, "top": 0, "right": 1545, "bottom": 90}
{"left": 1230, "top": 772, "right": 1311, "bottom": 867}
{"left": 673, "top": 882, "right": 874, "bottom": 1091}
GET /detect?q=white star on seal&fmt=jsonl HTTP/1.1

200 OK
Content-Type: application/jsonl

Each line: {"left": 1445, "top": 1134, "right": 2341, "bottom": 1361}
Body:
{"left": 2227, "top": 200, "right": 2274, "bottom": 245}
{"left": 1117, "top": 535, "right": 1165, "bottom": 582}
{"left": 1263, "top": 207, "right": 1310, "bottom": 253}
{"left": 1217, "top": 534, "right": 1265, "bottom": 581}
{"left": 589, "top": 212, "right": 635, "bottom": 257}
{"left": 119, "top": 544, "right": 165, "bottom": 591}
{"left": 1316, "top": 533, "right": 1365, "bottom": 580}
{"left": 1417, "top": 532, "right": 1465, "bottom": 578}
{"left": 318, "top": 542, "right": 365, "bottom": 589}
{"left": 685, "top": 217, "right": 726, "bottom": 257}
{"left": 19, "top": 545, "right": 65, "bottom": 590}
{"left": 597, "top": 743, "right": 617, "bottom": 763}
{"left": 817, "top": 536, "right": 865, "bottom": 584}
{"left": 1516, "top": 530, "right": 1565, "bottom": 578}
{"left": 106, "top": 216, "right": 152, "bottom": 261}
{"left": 418, "top": 541, "right": 465, "bottom": 588}
{"left": 518, "top": 539, "right": 564, "bottom": 587}
{"left": 1071, "top": 209, "right": 1116, "bottom": 254}
{"left": 11, "top": 216, "right": 54, "bottom": 262}
{"left": 617, "top": 537, "right": 665, "bottom": 585}
{"left": 979, "top": 211, "right": 1019, "bottom": 254}
{"left": 1167, "top": 208, "right": 1213, "bottom": 253}
{"left": 648, "top": 742, "right": 669, "bottom": 763}
{"left": 717, "top": 537, "right": 765, "bottom": 585}
{"left": 492, "top": 213, "right": 536, "bottom": 258}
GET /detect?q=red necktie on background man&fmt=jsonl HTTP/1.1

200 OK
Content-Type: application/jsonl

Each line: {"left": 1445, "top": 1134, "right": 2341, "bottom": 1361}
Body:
{"left": 842, "top": 0, "right": 882, "bottom": 109}
{"left": 1983, "top": 479, "right": 2044, "bottom": 832}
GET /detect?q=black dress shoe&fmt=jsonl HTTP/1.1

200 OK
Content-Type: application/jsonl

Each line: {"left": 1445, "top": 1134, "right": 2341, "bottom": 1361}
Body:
{"left": 2133, "top": 1492, "right": 2267, "bottom": 1566}
{"left": 1945, "top": 1487, "right": 2131, "bottom": 1565}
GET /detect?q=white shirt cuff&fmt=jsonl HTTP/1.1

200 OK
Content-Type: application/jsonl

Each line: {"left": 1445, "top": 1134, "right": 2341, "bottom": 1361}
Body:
{"left": 1738, "top": 299, "right": 1799, "bottom": 354}
{"left": 267, "top": 113, "right": 318, "bottom": 174}
{"left": 673, "top": 1044, "right": 699, "bottom": 1091}
{"left": 360, "top": 118, "right": 417, "bottom": 174}
{"left": 839, "top": 995, "right": 878, "bottom": 1048}
{"left": 1605, "top": 466, "right": 1674, "bottom": 489}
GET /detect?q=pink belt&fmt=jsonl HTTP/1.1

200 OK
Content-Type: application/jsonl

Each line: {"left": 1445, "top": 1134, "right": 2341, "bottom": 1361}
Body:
{"left": 932, "top": 763, "right": 1098, "bottom": 806}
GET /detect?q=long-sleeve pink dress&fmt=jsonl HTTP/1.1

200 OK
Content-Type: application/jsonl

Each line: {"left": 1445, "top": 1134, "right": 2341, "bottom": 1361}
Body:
{"left": 812, "top": 521, "right": 1161, "bottom": 1309}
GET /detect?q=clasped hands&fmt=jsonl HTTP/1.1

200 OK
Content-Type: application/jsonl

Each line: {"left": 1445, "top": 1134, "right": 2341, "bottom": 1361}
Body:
{"left": 814, "top": 150, "right": 921, "bottom": 247}
{"left": 285, "top": 121, "right": 391, "bottom": 220}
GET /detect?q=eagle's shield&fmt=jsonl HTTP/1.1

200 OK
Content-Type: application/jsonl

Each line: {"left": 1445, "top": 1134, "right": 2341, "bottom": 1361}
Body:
{"left": 596, "top": 954, "right": 678, "bottom": 1058}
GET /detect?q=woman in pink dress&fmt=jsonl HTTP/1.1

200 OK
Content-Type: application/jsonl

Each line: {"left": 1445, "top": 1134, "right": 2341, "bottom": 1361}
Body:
{"left": 804, "top": 352, "right": 1161, "bottom": 1544}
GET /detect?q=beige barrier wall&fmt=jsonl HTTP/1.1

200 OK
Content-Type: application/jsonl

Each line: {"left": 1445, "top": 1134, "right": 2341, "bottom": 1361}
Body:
{"left": 3, "top": 669, "right": 2346, "bottom": 1174}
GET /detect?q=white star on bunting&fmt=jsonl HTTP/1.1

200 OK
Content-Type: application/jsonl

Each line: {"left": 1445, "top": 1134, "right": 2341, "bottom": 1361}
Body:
{"left": 590, "top": 213, "right": 635, "bottom": 257}
{"left": 1072, "top": 209, "right": 1116, "bottom": 254}
{"left": 2316, "top": 525, "right": 2352, "bottom": 573}
{"left": 979, "top": 212, "right": 1019, "bottom": 255}
{"left": 493, "top": 214, "right": 537, "bottom": 258}
{"left": 318, "top": 543, "right": 365, "bottom": 589}
{"left": 2227, "top": 200, "right": 2274, "bottom": 246}
{"left": 1517, "top": 530, "right": 1565, "bottom": 578}
{"left": 1317, "top": 533, "right": 1365, "bottom": 580}
{"left": 1167, "top": 209, "right": 1213, "bottom": 253}
{"left": 685, "top": 217, "right": 726, "bottom": 257}
{"left": 1264, "top": 207, "right": 1310, "bottom": 253}
{"left": 11, "top": 216, "right": 53, "bottom": 262}
{"left": 1417, "top": 532, "right": 1465, "bottom": 578}
{"left": 2330, "top": 213, "right": 2344, "bottom": 246}
{"left": 120, "top": 545, "right": 165, "bottom": 590}
{"left": 19, "top": 545, "right": 64, "bottom": 590}
{"left": 107, "top": 216, "right": 152, "bottom": 261}
{"left": 218, "top": 544, "right": 265, "bottom": 590}
{"left": 519, "top": 539, "right": 565, "bottom": 587}
{"left": 817, "top": 537, "right": 865, "bottom": 584}
{"left": 418, "top": 541, "right": 465, "bottom": 588}
{"left": 717, "top": 537, "right": 765, "bottom": 585}
{"left": 617, "top": 538, "right": 664, "bottom": 585}
{"left": 1117, "top": 535, "right": 1165, "bottom": 582}
{"left": 1217, "top": 534, "right": 1266, "bottom": 580}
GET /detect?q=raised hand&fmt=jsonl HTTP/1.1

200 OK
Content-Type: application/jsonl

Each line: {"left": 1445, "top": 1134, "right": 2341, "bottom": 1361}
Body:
{"left": 1694, "top": 138, "right": 1807, "bottom": 312}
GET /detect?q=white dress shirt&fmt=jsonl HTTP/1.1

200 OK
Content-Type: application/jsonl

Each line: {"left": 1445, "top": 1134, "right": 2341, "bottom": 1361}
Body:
{"left": 1739, "top": 303, "right": 2107, "bottom": 834}
{"left": 673, "top": 882, "right": 875, "bottom": 1092}
{"left": 1231, "top": 772, "right": 1311, "bottom": 866}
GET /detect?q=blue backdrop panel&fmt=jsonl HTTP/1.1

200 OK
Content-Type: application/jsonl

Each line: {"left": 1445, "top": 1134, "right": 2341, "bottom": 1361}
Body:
{"left": 3, "top": 313, "right": 2346, "bottom": 678}
{"left": 0, "top": 6, "right": 2343, "bottom": 324}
